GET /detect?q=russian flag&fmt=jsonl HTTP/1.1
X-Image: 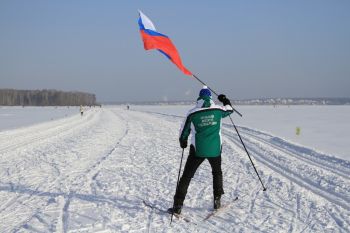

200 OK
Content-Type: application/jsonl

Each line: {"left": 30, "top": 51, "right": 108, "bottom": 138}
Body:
{"left": 138, "top": 11, "right": 192, "bottom": 76}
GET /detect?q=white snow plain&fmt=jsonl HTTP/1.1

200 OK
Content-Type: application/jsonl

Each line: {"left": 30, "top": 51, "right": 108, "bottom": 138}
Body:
{"left": 133, "top": 105, "right": 350, "bottom": 161}
{"left": 0, "top": 106, "right": 80, "bottom": 131}
{"left": 0, "top": 105, "right": 349, "bottom": 232}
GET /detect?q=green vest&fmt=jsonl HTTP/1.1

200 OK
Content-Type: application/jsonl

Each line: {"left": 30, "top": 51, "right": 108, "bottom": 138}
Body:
{"left": 180, "top": 99, "right": 233, "bottom": 157}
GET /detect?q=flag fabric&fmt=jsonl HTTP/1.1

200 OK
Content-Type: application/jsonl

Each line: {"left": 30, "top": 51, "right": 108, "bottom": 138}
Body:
{"left": 138, "top": 10, "right": 192, "bottom": 76}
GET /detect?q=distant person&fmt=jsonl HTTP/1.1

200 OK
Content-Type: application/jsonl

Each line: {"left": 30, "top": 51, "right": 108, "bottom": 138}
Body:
{"left": 127, "top": 105, "right": 130, "bottom": 110}
{"left": 80, "top": 105, "right": 84, "bottom": 116}
{"left": 168, "top": 86, "right": 234, "bottom": 215}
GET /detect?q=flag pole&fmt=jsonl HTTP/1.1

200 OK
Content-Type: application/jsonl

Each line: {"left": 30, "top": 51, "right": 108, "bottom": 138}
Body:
{"left": 191, "top": 74, "right": 267, "bottom": 191}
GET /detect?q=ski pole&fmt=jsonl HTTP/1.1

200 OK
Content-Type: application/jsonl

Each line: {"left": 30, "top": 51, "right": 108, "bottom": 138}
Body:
{"left": 192, "top": 74, "right": 266, "bottom": 191}
{"left": 228, "top": 116, "right": 267, "bottom": 191}
{"left": 170, "top": 148, "right": 185, "bottom": 225}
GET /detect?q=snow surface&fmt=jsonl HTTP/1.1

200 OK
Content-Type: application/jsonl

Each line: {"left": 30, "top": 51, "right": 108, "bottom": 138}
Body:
{"left": 0, "top": 106, "right": 80, "bottom": 131}
{"left": 0, "top": 105, "right": 349, "bottom": 232}
{"left": 132, "top": 105, "right": 350, "bottom": 161}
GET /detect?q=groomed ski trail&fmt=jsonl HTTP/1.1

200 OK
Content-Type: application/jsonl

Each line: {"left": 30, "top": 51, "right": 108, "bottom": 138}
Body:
{"left": 0, "top": 106, "right": 349, "bottom": 232}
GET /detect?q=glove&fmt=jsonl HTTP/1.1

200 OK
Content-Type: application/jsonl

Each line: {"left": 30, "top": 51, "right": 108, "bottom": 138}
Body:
{"left": 218, "top": 94, "right": 232, "bottom": 106}
{"left": 218, "top": 94, "right": 227, "bottom": 103}
{"left": 180, "top": 139, "right": 187, "bottom": 149}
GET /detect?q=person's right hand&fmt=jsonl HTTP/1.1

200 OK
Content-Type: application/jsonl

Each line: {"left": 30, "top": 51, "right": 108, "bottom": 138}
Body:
{"left": 218, "top": 94, "right": 227, "bottom": 103}
{"left": 218, "top": 94, "right": 232, "bottom": 106}
{"left": 180, "top": 140, "right": 187, "bottom": 149}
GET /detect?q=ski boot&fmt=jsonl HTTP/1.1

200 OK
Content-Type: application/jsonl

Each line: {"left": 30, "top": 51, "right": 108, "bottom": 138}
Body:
{"left": 167, "top": 205, "right": 182, "bottom": 215}
{"left": 214, "top": 195, "right": 221, "bottom": 210}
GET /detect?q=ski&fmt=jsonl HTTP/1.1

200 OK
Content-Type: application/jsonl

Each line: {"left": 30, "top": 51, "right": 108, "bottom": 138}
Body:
{"left": 203, "top": 196, "right": 238, "bottom": 221}
{"left": 142, "top": 200, "right": 193, "bottom": 223}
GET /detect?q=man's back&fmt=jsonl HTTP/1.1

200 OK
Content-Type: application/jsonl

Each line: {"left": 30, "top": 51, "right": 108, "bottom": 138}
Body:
{"left": 180, "top": 104, "right": 233, "bottom": 157}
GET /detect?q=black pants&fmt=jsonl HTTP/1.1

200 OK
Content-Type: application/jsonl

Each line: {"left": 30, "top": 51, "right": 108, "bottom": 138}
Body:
{"left": 174, "top": 145, "right": 224, "bottom": 206}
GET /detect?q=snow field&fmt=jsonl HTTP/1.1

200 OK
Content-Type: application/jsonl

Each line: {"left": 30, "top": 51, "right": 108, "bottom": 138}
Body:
{"left": 0, "top": 106, "right": 349, "bottom": 232}
{"left": 0, "top": 106, "right": 80, "bottom": 131}
{"left": 132, "top": 105, "right": 350, "bottom": 161}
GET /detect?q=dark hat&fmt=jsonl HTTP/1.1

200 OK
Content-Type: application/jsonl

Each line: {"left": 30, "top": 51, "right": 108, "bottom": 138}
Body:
{"left": 199, "top": 86, "right": 211, "bottom": 97}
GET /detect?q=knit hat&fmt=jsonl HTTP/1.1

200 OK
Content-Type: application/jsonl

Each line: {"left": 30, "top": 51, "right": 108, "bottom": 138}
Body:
{"left": 197, "top": 86, "right": 213, "bottom": 108}
{"left": 199, "top": 86, "right": 211, "bottom": 97}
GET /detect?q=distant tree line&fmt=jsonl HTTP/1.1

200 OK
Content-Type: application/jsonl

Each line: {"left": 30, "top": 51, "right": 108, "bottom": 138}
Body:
{"left": 0, "top": 89, "right": 97, "bottom": 106}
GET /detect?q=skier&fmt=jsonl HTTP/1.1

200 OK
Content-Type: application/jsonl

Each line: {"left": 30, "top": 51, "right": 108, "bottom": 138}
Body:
{"left": 80, "top": 105, "right": 84, "bottom": 116}
{"left": 168, "top": 86, "right": 234, "bottom": 215}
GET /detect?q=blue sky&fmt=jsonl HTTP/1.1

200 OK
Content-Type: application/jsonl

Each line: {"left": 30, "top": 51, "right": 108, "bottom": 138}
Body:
{"left": 0, "top": 1, "right": 349, "bottom": 102}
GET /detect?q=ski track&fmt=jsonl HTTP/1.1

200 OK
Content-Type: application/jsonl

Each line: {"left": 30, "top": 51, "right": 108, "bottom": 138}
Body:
{"left": 0, "top": 107, "right": 349, "bottom": 232}
{"left": 230, "top": 125, "right": 350, "bottom": 179}
{"left": 221, "top": 129, "right": 350, "bottom": 210}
